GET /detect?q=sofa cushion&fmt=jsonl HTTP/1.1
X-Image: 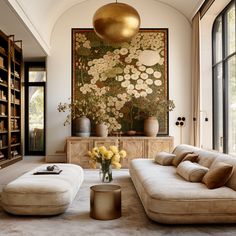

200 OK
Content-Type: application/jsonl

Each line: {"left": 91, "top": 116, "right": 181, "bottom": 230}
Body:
{"left": 155, "top": 152, "right": 176, "bottom": 166}
{"left": 182, "top": 153, "right": 199, "bottom": 163}
{"left": 177, "top": 161, "right": 208, "bottom": 182}
{"left": 172, "top": 149, "right": 193, "bottom": 167}
{"left": 209, "top": 156, "right": 236, "bottom": 191}
{"left": 202, "top": 162, "right": 234, "bottom": 189}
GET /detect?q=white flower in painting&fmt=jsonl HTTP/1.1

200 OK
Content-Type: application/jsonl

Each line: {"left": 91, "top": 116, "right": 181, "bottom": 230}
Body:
{"left": 154, "top": 80, "right": 162, "bottom": 86}
{"left": 140, "top": 91, "right": 147, "bottom": 97}
{"left": 140, "top": 73, "right": 148, "bottom": 80}
{"left": 146, "top": 68, "right": 154, "bottom": 75}
{"left": 119, "top": 113, "right": 124, "bottom": 118}
{"left": 114, "top": 49, "right": 120, "bottom": 54}
{"left": 131, "top": 68, "right": 138, "bottom": 74}
{"left": 117, "top": 75, "right": 124, "bottom": 82}
{"left": 83, "top": 40, "right": 91, "bottom": 49}
{"left": 154, "top": 71, "right": 162, "bottom": 79}
{"left": 127, "top": 84, "right": 135, "bottom": 90}
{"left": 136, "top": 61, "right": 142, "bottom": 67}
{"left": 91, "top": 79, "right": 96, "bottom": 84}
{"left": 131, "top": 74, "right": 139, "bottom": 80}
{"left": 137, "top": 79, "right": 143, "bottom": 84}
{"left": 127, "top": 89, "right": 133, "bottom": 95}
{"left": 120, "top": 48, "right": 128, "bottom": 55}
{"left": 88, "top": 61, "right": 93, "bottom": 66}
{"left": 129, "top": 47, "right": 136, "bottom": 54}
{"left": 124, "top": 68, "right": 130, "bottom": 74}
{"left": 146, "top": 79, "right": 153, "bottom": 85}
{"left": 121, "top": 81, "right": 130, "bottom": 88}
{"left": 134, "top": 93, "right": 140, "bottom": 98}
{"left": 135, "top": 84, "right": 142, "bottom": 90}
{"left": 138, "top": 66, "right": 146, "bottom": 72}
{"left": 146, "top": 88, "right": 153, "bottom": 94}
{"left": 125, "top": 57, "right": 132, "bottom": 63}
{"left": 124, "top": 74, "right": 131, "bottom": 80}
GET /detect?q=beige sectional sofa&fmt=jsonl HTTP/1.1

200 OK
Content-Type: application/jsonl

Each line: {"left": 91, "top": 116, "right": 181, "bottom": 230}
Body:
{"left": 129, "top": 144, "right": 236, "bottom": 224}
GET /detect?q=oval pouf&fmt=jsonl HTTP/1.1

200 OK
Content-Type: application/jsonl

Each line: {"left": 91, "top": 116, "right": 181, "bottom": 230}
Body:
{"left": 95, "top": 123, "right": 108, "bottom": 137}
{"left": 75, "top": 116, "right": 91, "bottom": 137}
{"left": 144, "top": 116, "right": 159, "bottom": 137}
{"left": 1, "top": 164, "right": 84, "bottom": 215}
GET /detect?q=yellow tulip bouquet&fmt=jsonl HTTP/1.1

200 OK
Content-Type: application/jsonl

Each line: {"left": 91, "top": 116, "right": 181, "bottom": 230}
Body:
{"left": 88, "top": 146, "right": 127, "bottom": 182}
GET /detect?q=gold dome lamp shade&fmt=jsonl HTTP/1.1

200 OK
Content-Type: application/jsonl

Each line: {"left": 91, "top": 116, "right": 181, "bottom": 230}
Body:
{"left": 93, "top": 1, "right": 141, "bottom": 43}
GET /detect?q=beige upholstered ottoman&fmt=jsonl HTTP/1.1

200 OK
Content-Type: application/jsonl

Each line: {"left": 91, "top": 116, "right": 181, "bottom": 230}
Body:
{"left": 1, "top": 164, "right": 84, "bottom": 215}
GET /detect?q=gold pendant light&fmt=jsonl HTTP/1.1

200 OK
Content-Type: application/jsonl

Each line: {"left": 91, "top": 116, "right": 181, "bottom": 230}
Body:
{"left": 93, "top": 1, "right": 141, "bottom": 43}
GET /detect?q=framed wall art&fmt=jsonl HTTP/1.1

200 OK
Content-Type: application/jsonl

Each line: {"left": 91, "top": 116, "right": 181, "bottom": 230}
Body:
{"left": 72, "top": 28, "right": 169, "bottom": 135}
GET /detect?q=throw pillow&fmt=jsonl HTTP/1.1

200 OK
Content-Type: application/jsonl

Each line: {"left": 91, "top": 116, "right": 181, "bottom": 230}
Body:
{"left": 172, "top": 151, "right": 193, "bottom": 167}
{"left": 177, "top": 161, "right": 209, "bottom": 182}
{"left": 202, "top": 162, "right": 234, "bottom": 189}
{"left": 155, "top": 152, "right": 176, "bottom": 166}
{"left": 182, "top": 153, "right": 199, "bottom": 163}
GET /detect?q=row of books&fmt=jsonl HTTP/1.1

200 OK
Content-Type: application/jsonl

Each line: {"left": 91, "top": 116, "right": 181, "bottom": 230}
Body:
{"left": 11, "top": 94, "right": 20, "bottom": 104}
{"left": 0, "top": 57, "right": 4, "bottom": 68}
{"left": 0, "top": 46, "right": 6, "bottom": 55}
{"left": 0, "top": 134, "right": 7, "bottom": 147}
{"left": 0, "top": 90, "right": 7, "bottom": 100}
{"left": 0, "top": 104, "right": 6, "bottom": 115}
{"left": 11, "top": 106, "right": 19, "bottom": 117}
{"left": 11, "top": 78, "right": 20, "bottom": 90}
{"left": 11, "top": 119, "right": 19, "bottom": 130}
{"left": 0, "top": 120, "right": 6, "bottom": 132}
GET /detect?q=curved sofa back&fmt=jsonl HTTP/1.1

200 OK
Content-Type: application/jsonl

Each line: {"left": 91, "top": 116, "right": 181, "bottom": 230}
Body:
{"left": 173, "top": 144, "right": 236, "bottom": 190}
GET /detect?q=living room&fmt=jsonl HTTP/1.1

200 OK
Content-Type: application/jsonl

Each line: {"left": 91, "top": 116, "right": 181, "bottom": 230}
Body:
{"left": 0, "top": 0, "right": 235, "bottom": 235}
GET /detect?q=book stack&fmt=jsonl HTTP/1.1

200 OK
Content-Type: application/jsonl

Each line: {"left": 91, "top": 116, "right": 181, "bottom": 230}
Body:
{"left": 0, "top": 134, "right": 7, "bottom": 147}
{"left": 0, "top": 90, "right": 6, "bottom": 100}
{"left": 11, "top": 106, "right": 17, "bottom": 116}
{"left": 0, "top": 47, "right": 5, "bottom": 54}
{"left": 0, "top": 104, "right": 6, "bottom": 115}
{"left": 11, "top": 119, "right": 18, "bottom": 129}
{"left": 0, "top": 57, "right": 4, "bottom": 68}
{"left": 0, "top": 120, "right": 5, "bottom": 131}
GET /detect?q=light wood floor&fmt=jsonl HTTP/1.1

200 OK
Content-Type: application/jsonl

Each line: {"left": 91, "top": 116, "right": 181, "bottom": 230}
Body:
{"left": 0, "top": 156, "right": 45, "bottom": 192}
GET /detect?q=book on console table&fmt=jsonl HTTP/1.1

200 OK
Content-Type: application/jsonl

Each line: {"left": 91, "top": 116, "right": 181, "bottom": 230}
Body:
{"left": 33, "top": 169, "right": 62, "bottom": 175}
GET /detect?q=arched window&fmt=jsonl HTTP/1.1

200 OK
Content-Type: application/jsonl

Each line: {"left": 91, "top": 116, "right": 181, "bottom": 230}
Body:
{"left": 213, "top": 0, "right": 235, "bottom": 154}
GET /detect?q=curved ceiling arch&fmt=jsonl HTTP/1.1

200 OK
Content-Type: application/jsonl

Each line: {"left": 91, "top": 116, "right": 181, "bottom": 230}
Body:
{"left": 7, "top": 0, "right": 204, "bottom": 55}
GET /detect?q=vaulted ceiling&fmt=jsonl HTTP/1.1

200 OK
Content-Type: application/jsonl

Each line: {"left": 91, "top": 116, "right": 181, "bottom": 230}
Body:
{"left": 1, "top": 0, "right": 204, "bottom": 59}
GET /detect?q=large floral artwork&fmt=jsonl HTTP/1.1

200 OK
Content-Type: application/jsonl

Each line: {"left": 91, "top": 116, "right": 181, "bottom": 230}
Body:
{"left": 72, "top": 28, "right": 169, "bottom": 135}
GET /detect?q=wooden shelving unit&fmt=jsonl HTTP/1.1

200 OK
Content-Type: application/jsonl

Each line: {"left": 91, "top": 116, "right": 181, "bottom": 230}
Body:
{"left": 0, "top": 30, "right": 22, "bottom": 168}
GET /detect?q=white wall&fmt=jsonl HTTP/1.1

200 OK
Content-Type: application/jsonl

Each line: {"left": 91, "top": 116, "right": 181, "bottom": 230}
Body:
{"left": 47, "top": 0, "right": 192, "bottom": 155}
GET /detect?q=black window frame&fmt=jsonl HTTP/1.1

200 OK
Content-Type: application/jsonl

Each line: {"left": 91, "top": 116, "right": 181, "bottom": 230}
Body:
{"left": 212, "top": 0, "right": 236, "bottom": 153}
{"left": 24, "top": 62, "right": 46, "bottom": 155}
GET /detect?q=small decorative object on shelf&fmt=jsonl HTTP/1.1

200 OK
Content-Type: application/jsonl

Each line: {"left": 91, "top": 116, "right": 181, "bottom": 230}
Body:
{"left": 88, "top": 145, "right": 127, "bottom": 183}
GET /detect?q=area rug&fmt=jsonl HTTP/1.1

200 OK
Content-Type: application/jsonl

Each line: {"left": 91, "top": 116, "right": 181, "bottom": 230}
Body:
{"left": 0, "top": 170, "right": 236, "bottom": 236}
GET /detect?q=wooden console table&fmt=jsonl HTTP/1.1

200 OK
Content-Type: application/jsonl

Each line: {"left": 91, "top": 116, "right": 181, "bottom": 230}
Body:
{"left": 66, "top": 136, "right": 174, "bottom": 168}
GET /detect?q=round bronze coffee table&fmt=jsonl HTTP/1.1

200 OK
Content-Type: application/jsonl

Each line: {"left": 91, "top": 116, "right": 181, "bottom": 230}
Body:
{"left": 90, "top": 184, "right": 121, "bottom": 220}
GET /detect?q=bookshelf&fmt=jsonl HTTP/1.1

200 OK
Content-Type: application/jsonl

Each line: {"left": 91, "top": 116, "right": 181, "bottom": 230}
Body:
{"left": 0, "top": 29, "right": 22, "bottom": 168}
